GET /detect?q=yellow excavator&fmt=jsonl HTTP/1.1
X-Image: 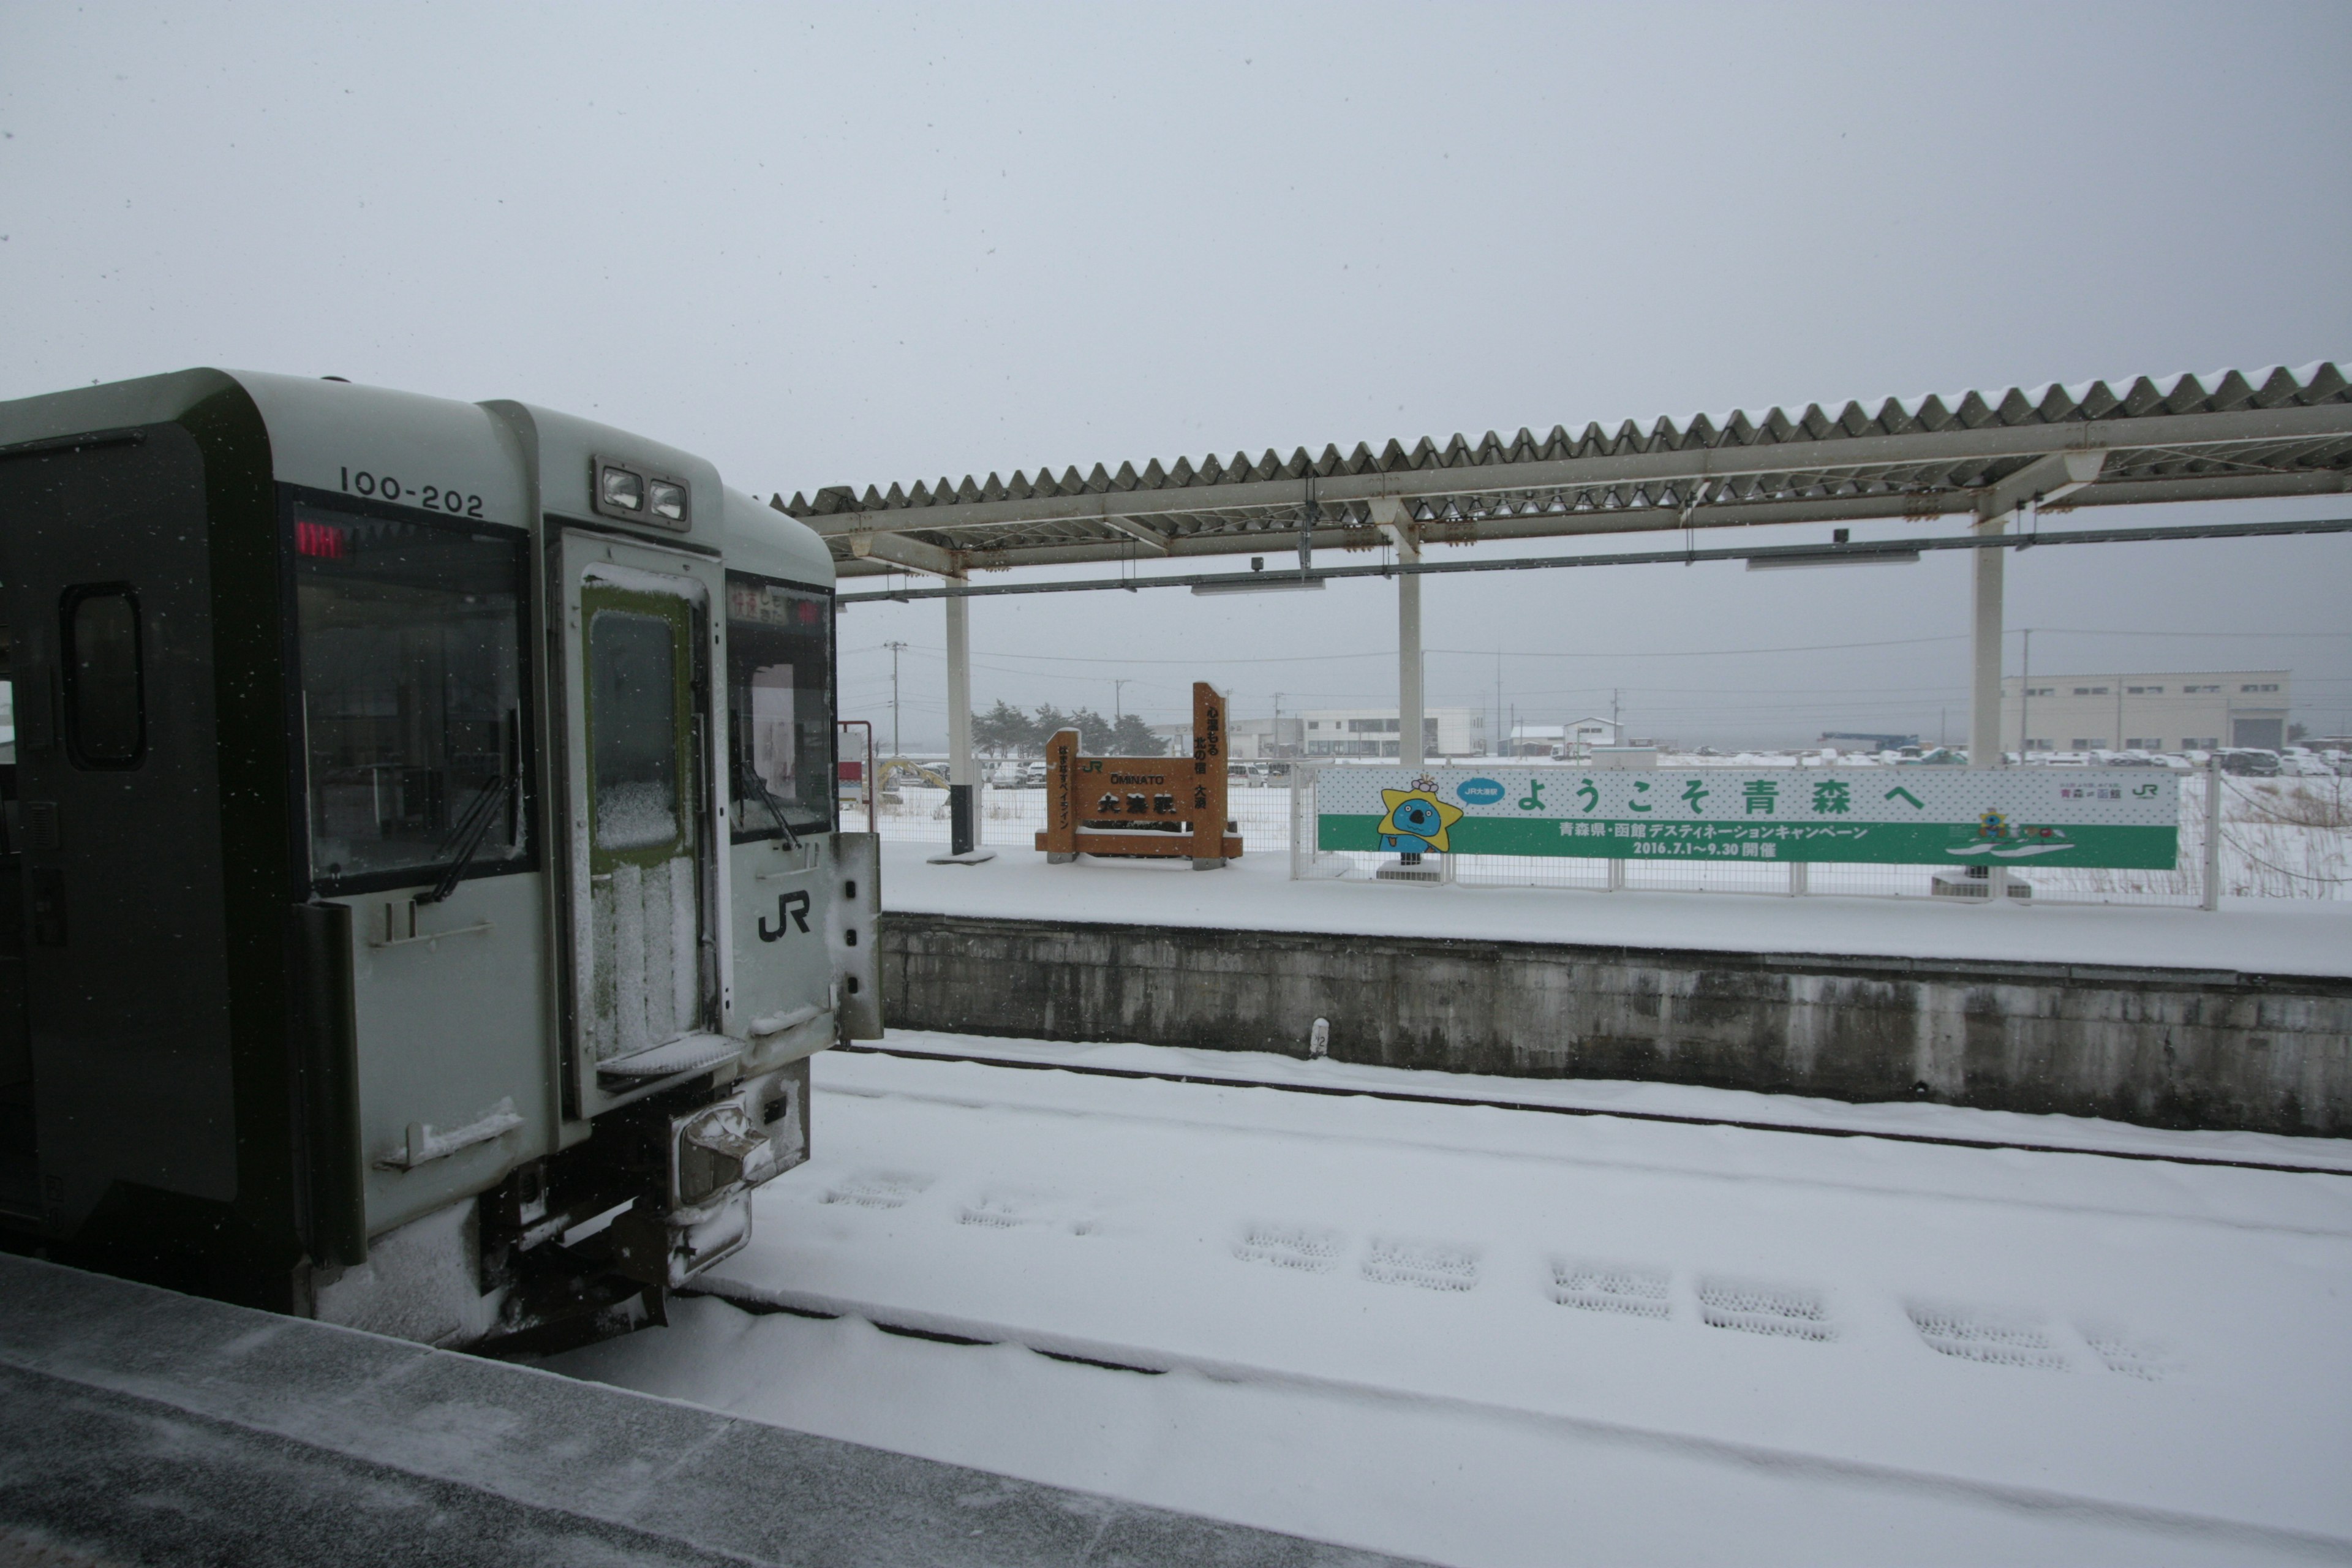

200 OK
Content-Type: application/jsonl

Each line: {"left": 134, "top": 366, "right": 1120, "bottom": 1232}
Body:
{"left": 876, "top": 756, "right": 951, "bottom": 794}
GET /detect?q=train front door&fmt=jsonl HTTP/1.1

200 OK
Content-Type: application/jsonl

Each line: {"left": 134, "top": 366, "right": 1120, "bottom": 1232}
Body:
{"left": 0, "top": 429, "right": 236, "bottom": 1235}
{"left": 560, "top": 533, "right": 725, "bottom": 1106}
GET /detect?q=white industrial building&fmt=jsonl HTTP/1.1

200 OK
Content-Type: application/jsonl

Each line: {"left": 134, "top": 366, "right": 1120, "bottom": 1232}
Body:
{"left": 1150, "top": 716, "right": 1305, "bottom": 760}
{"left": 1567, "top": 717, "right": 1624, "bottom": 752}
{"left": 1301, "top": 707, "right": 1485, "bottom": 758}
{"left": 1226, "top": 717, "right": 1303, "bottom": 760}
{"left": 1506, "top": 718, "right": 1624, "bottom": 756}
{"left": 2000, "top": 670, "right": 2290, "bottom": 753}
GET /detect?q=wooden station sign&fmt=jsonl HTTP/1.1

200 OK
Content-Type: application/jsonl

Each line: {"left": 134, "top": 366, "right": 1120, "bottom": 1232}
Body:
{"left": 1036, "top": 682, "right": 1243, "bottom": 865}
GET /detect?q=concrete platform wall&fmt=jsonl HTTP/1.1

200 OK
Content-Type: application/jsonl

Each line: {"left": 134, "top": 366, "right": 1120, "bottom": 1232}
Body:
{"left": 881, "top": 914, "right": 2352, "bottom": 1137}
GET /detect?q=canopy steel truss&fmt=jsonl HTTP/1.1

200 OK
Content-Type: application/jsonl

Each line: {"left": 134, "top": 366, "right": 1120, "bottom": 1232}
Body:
{"left": 782, "top": 363, "right": 2351, "bottom": 581}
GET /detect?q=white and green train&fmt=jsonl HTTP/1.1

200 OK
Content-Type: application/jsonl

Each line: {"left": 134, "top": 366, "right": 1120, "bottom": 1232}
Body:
{"left": 0, "top": 370, "right": 877, "bottom": 1350}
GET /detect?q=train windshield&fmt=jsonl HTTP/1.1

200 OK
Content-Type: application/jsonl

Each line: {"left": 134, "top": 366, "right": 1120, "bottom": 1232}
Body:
{"left": 725, "top": 573, "right": 832, "bottom": 840}
{"left": 293, "top": 504, "right": 530, "bottom": 891}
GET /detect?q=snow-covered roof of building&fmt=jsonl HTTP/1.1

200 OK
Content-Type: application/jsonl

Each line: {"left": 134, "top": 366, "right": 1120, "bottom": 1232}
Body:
{"left": 781, "top": 361, "right": 2352, "bottom": 579}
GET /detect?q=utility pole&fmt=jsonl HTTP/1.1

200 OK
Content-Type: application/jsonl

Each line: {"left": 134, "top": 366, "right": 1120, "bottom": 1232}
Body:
{"left": 1494, "top": 650, "right": 1503, "bottom": 760}
{"left": 883, "top": 640, "right": 908, "bottom": 756}
{"left": 1113, "top": 677, "right": 1131, "bottom": 724}
{"left": 2018, "top": 627, "right": 2032, "bottom": 760}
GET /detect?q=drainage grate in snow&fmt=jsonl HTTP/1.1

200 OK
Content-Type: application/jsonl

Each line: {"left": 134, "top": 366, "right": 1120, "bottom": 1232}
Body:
{"left": 1905, "top": 1300, "right": 2069, "bottom": 1370}
{"left": 1697, "top": 1278, "right": 1835, "bottom": 1341}
{"left": 1233, "top": 1223, "right": 1343, "bottom": 1274}
{"left": 818, "top": 1170, "right": 933, "bottom": 1210}
{"left": 1362, "top": 1238, "right": 1480, "bottom": 1292}
{"left": 2078, "top": 1320, "right": 2177, "bottom": 1381}
{"left": 1550, "top": 1260, "right": 1672, "bottom": 1318}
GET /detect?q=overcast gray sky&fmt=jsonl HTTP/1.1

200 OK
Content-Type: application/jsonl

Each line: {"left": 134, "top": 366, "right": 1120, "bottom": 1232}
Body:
{"left": 6, "top": 2, "right": 2347, "bottom": 746}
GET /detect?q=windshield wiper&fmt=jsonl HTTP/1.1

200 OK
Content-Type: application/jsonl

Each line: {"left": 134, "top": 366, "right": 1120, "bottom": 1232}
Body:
{"left": 420, "top": 771, "right": 513, "bottom": 905}
{"left": 750, "top": 773, "right": 801, "bottom": 852}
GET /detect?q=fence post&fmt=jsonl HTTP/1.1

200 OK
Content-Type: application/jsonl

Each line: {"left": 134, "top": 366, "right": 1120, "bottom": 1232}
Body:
{"left": 2201, "top": 754, "right": 2223, "bottom": 911}
{"left": 1289, "top": 764, "right": 1308, "bottom": 880}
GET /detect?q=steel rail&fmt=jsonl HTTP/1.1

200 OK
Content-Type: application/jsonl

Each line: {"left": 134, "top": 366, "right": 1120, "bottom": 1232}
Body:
{"left": 831, "top": 1042, "right": 2352, "bottom": 1177}
{"left": 836, "top": 514, "right": 2352, "bottom": 603}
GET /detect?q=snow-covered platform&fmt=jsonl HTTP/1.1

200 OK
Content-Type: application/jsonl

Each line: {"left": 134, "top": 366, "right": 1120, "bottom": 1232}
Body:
{"left": 0, "top": 1252, "right": 1412, "bottom": 1567}
{"left": 883, "top": 838, "right": 2352, "bottom": 978}
{"left": 882, "top": 840, "right": 2352, "bottom": 1135}
{"left": 556, "top": 1041, "right": 2352, "bottom": 1567}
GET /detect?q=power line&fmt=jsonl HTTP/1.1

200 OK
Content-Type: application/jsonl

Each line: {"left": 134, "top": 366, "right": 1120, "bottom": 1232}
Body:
{"left": 843, "top": 626, "right": 2350, "bottom": 671}
{"left": 850, "top": 633, "right": 1969, "bottom": 665}
{"left": 881, "top": 641, "right": 908, "bottom": 755}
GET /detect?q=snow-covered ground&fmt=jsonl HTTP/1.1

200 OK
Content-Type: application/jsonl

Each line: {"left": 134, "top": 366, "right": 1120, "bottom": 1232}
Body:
{"left": 549, "top": 1040, "right": 2352, "bottom": 1566}
{"left": 876, "top": 837, "right": 2352, "bottom": 978}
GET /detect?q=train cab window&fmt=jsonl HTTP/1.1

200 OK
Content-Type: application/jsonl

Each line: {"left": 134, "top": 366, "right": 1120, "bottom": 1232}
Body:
{"left": 61, "top": 587, "right": 144, "bottom": 768}
{"left": 293, "top": 505, "right": 529, "bottom": 891}
{"left": 725, "top": 575, "right": 832, "bottom": 841}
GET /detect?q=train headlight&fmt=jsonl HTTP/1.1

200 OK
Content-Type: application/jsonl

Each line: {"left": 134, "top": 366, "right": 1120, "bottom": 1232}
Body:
{"left": 598, "top": 463, "right": 646, "bottom": 513}
{"left": 647, "top": 479, "right": 688, "bottom": 523}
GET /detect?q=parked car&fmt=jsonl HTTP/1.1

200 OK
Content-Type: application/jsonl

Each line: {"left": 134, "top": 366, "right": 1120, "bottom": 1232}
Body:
{"left": 2217, "top": 748, "right": 2282, "bottom": 777}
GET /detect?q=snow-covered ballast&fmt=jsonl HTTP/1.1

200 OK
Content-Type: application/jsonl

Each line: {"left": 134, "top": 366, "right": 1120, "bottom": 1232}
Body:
{"left": 0, "top": 371, "right": 880, "bottom": 1349}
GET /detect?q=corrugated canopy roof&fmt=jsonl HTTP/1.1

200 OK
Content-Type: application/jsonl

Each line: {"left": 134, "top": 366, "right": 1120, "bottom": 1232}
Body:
{"left": 780, "top": 363, "right": 2352, "bottom": 579}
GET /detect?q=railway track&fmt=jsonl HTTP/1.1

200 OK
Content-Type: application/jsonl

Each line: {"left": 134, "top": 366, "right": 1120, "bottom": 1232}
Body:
{"left": 558, "top": 1043, "right": 2352, "bottom": 1564}
{"left": 836, "top": 1041, "right": 2352, "bottom": 1178}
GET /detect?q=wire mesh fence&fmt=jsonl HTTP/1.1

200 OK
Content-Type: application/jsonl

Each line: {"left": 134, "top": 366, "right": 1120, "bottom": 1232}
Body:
{"left": 859, "top": 765, "right": 2350, "bottom": 906}
{"left": 2211, "top": 773, "right": 2352, "bottom": 900}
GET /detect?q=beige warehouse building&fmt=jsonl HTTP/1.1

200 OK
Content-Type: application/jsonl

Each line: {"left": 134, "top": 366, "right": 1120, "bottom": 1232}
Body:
{"left": 2000, "top": 671, "right": 2290, "bottom": 754}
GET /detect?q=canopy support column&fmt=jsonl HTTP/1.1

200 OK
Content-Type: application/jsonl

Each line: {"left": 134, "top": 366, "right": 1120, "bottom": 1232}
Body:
{"left": 1374, "top": 498, "right": 1425, "bottom": 769}
{"left": 1966, "top": 451, "right": 2103, "bottom": 775}
{"left": 1968, "top": 512, "right": 2007, "bottom": 771}
{"left": 946, "top": 592, "right": 973, "bottom": 794}
{"left": 931, "top": 587, "right": 994, "bottom": 864}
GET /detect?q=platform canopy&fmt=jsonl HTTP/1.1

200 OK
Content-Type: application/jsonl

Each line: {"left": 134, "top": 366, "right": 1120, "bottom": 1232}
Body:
{"left": 782, "top": 362, "right": 2352, "bottom": 580}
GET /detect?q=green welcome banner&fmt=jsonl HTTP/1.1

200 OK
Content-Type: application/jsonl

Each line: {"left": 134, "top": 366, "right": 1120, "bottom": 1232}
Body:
{"left": 1314, "top": 766, "right": 2179, "bottom": 869}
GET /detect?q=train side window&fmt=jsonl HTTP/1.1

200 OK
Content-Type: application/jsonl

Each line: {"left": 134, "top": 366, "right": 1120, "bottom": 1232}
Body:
{"left": 725, "top": 573, "right": 834, "bottom": 842}
{"left": 61, "top": 586, "right": 145, "bottom": 769}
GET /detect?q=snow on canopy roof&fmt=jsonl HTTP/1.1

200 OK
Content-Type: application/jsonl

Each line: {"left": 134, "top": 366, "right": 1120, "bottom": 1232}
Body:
{"left": 781, "top": 361, "right": 2352, "bottom": 576}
